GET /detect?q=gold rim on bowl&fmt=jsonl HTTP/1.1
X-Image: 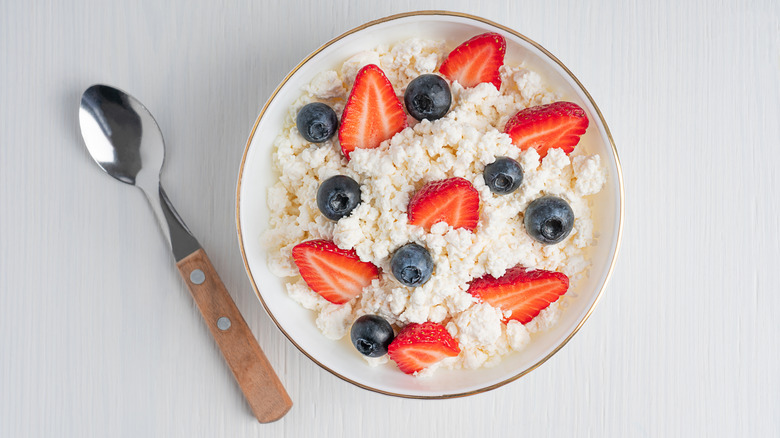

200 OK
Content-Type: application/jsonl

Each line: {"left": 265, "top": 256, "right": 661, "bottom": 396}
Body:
{"left": 236, "top": 10, "right": 625, "bottom": 399}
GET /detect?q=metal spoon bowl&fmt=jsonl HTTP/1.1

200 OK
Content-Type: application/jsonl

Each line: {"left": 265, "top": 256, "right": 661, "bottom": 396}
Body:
{"left": 79, "top": 84, "right": 291, "bottom": 422}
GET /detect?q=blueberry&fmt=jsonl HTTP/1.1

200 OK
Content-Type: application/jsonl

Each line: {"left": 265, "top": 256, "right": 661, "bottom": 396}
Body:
{"left": 296, "top": 102, "right": 338, "bottom": 143}
{"left": 350, "top": 315, "right": 395, "bottom": 357}
{"left": 390, "top": 243, "right": 434, "bottom": 287}
{"left": 317, "top": 175, "right": 361, "bottom": 220}
{"left": 483, "top": 157, "right": 523, "bottom": 194}
{"left": 523, "top": 196, "right": 575, "bottom": 244}
{"left": 404, "top": 74, "right": 452, "bottom": 121}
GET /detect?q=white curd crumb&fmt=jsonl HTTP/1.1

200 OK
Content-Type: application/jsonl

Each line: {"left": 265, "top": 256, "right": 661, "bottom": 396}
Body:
{"left": 525, "top": 300, "right": 562, "bottom": 333}
{"left": 341, "top": 51, "right": 382, "bottom": 84}
{"left": 305, "top": 70, "right": 346, "bottom": 100}
{"left": 316, "top": 302, "right": 354, "bottom": 340}
{"left": 364, "top": 355, "right": 389, "bottom": 367}
{"left": 506, "top": 321, "right": 531, "bottom": 350}
{"left": 286, "top": 279, "right": 326, "bottom": 311}
{"left": 573, "top": 155, "right": 606, "bottom": 196}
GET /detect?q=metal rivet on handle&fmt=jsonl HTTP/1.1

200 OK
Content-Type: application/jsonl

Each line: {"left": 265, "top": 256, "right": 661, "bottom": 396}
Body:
{"left": 217, "top": 317, "right": 231, "bottom": 331}
{"left": 190, "top": 269, "right": 205, "bottom": 285}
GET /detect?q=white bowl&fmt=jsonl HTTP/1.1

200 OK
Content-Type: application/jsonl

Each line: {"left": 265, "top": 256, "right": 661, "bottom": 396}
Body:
{"left": 236, "top": 11, "right": 624, "bottom": 398}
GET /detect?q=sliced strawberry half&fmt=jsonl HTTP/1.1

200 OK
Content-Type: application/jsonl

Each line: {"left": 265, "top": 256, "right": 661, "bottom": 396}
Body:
{"left": 439, "top": 32, "right": 506, "bottom": 89}
{"left": 407, "top": 177, "right": 480, "bottom": 232}
{"left": 291, "top": 240, "right": 379, "bottom": 304}
{"left": 387, "top": 322, "right": 461, "bottom": 374}
{"left": 338, "top": 64, "right": 407, "bottom": 159}
{"left": 467, "top": 266, "right": 569, "bottom": 324}
{"left": 504, "top": 101, "right": 589, "bottom": 158}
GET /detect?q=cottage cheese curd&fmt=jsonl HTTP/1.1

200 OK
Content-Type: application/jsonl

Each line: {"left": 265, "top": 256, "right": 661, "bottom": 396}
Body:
{"left": 263, "top": 38, "right": 605, "bottom": 374}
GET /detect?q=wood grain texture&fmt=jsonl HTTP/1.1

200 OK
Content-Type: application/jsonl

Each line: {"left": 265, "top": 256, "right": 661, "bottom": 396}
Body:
{"left": 175, "top": 249, "right": 291, "bottom": 423}
{"left": 0, "top": 0, "right": 778, "bottom": 437}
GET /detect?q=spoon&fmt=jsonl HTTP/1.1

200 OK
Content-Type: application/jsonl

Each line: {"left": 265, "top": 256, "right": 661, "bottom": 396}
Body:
{"left": 79, "top": 84, "right": 292, "bottom": 423}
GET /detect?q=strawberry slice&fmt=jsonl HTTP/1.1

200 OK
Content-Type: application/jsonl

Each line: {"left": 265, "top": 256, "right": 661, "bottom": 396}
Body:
{"left": 467, "top": 266, "right": 569, "bottom": 324}
{"left": 291, "top": 240, "right": 379, "bottom": 304}
{"left": 338, "top": 64, "right": 407, "bottom": 159}
{"left": 439, "top": 32, "right": 506, "bottom": 89}
{"left": 407, "top": 177, "right": 480, "bottom": 232}
{"left": 388, "top": 322, "right": 461, "bottom": 374}
{"left": 504, "top": 101, "right": 589, "bottom": 158}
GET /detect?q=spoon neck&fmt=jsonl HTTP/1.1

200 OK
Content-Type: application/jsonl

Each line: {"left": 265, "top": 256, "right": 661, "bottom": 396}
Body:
{"left": 141, "top": 183, "right": 201, "bottom": 261}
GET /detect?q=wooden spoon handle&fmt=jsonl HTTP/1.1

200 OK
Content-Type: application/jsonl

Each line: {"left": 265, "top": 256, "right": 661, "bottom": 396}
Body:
{"left": 176, "top": 248, "right": 292, "bottom": 422}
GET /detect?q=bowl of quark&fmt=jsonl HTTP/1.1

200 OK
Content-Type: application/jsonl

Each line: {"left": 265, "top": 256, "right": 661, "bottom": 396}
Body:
{"left": 236, "top": 10, "right": 623, "bottom": 398}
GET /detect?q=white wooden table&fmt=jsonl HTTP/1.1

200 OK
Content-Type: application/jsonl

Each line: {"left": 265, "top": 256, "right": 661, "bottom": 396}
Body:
{"left": 2, "top": 1, "right": 778, "bottom": 436}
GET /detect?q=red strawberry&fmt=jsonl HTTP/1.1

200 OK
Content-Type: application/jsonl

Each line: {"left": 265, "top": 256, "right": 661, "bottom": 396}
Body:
{"left": 504, "top": 101, "right": 589, "bottom": 158}
{"left": 439, "top": 32, "right": 506, "bottom": 89}
{"left": 387, "top": 322, "right": 461, "bottom": 374}
{"left": 407, "top": 177, "right": 480, "bottom": 232}
{"left": 291, "top": 240, "right": 379, "bottom": 304}
{"left": 338, "top": 64, "right": 407, "bottom": 159}
{"left": 467, "top": 266, "right": 569, "bottom": 324}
